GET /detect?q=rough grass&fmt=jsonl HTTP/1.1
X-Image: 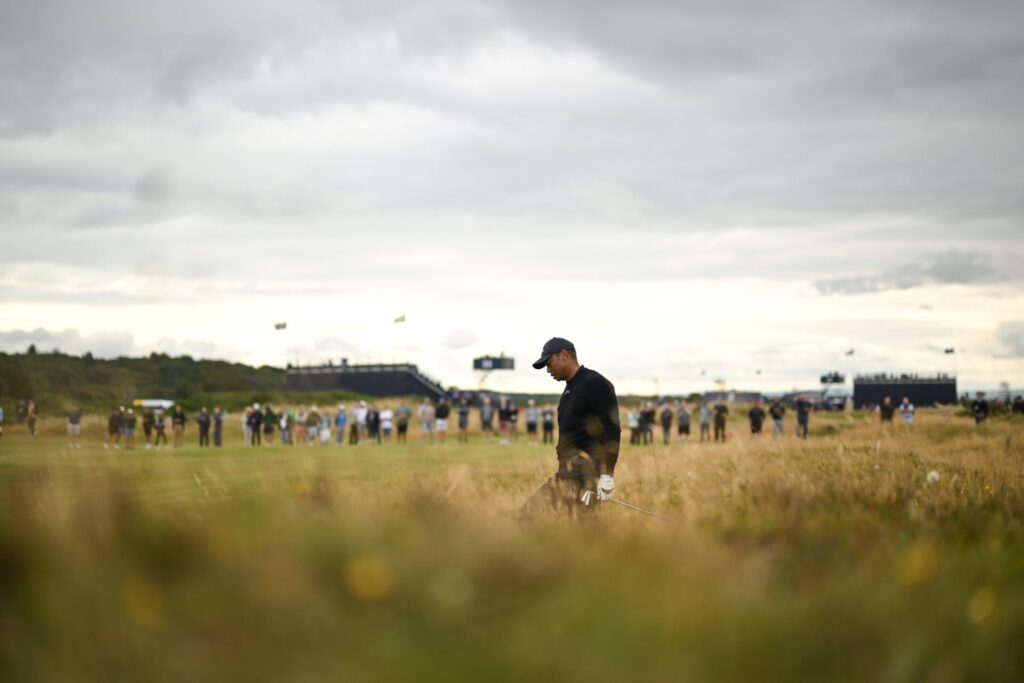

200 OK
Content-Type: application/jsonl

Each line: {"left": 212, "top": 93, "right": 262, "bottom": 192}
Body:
{"left": 1, "top": 410, "right": 1022, "bottom": 682}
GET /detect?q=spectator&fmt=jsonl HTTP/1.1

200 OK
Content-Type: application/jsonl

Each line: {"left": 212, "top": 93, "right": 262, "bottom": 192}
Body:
{"left": 699, "top": 402, "right": 711, "bottom": 442}
{"left": 541, "top": 403, "right": 555, "bottom": 444}
{"left": 278, "top": 410, "right": 289, "bottom": 445}
{"left": 879, "top": 396, "right": 895, "bottom": 426}
{"left": 306, "top": 405, "right": 321, "bottom": 446}
{"left": 795, "top": 395, "right": 811, "bottom": 439}
{"left": 769, "top": 399, "right": 785, "bottom": 438}
{"left": 27, "top": 401, "right": 38, "bottom": 437}
{"left": 419, "top": 399, "right": 436, "bottom": 444}
{"left": 380, "top": 405, "right": 394, "bottom": 442}
{"left": 748, "top": 399, "right": 765, "bottom": 435}
{"left": 124, "top": 409, "right": 137, "bottom": 449}
{"left": 457, "top": 399, "right": 470, "bottom": 443}
{"left": 213, "top": 406, "right": 225, "bottom": 447}
{"left": 660, "top": 403, "right": 673, "bottom": 445}
{"left": 104, "top": 406, "right": 121, "bottom": 449}
{"left": 242, "top": 406, "right": 252, "bottom": 445}
{"left": 899, "top": 397, "right": 915, "bottom": 425}
{"left": 248, "top": 403, "right": 263, "bottom": 446}
{"left": 196, "top": 407, "right": 211, "bottom": 447}
{"left": 713, "top": 400, "right": 728, "bottom": 442}
{"left": 348, "top": 404, "right": 361, "bottom": 445}
{"left": 436, "top": 398, "right": 450, "bottom": 444}
{"left": 335, "top": 405, "right": 347, "bottom": 445}
{"left": 263, "top": 405, "right": 276, "bottom": 445}
{"left": 480, "top": 396, "right": 495, "bottom": 435}
{"left": 355, "top": 401, "right": 368, "bottom": 442}
{"left": 497, "top": 397, "right": 511, "bottom": 445}
{"left": 0, "top": 405, "right": 3, "bottom": 437}
{"left": 365, "top": 405, "right": 380, "bottom": 444}
{"left": 524, "top": 399, "right": 540, "bottom": 445}
{"left": 67, "top": 405, "right": 82, "bottom": 449}
{"left": 142, "top": 408, "right": 155, "bottom": 449}
{"left": 285, "top": 407, "right": 297, "bottom": 445}
{"left": 295, "top": 405, "right": 307, "bottom": 445}
{"left": 972, "top": 392, "right": 989, "bottom": 425}
{"left": 676, "top": 401, "right": 691, "bottom": 441}
{"left": 627, "top": 407, "right": 640, "bottom": 445}
{"left": 171, "top": 405, "right": 187, "bottom": 448}
{"left": 508, "top": 400, "right": 519, "bottom": 443}
{"left": 16, "top": 398, "right": 26, "bottom": 424}
{"left": 395, "top": 401, "right": 412, "bottom": 444}
{"left": 641, "top": 402, "right": 657, "bottom": 445}
{"left": 1014, "top": 396, "right": 1024, "bottom": 415}
{"left": 319, "top": 410, "right": 331, "bottom": 445}
{"left": 153, "top": 410, "right": 168, "bottom": 448}
{"left": 64, "top": 404, "right": 81, "bottom": 448}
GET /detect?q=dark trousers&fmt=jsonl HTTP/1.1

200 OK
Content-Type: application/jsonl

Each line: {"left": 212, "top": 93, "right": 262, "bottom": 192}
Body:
{"left": 641, "top": 426, "right": 652, "bottom": 445}
{"left": 251, "top": 429, "right": 261, "bottom": 446}
{"left": 542, "top": 426, "right": 554, "bottom": 443}
{"left": 518, "top": 454, "right": 598, "bottom": 521}
{"left": 714, "top": 422, "right": 726, "bottom": 442}
{"left": 797, "top": 417, "right": 809, "bottom": 439}
{"left": 213, "top": 427, "right": 222, "bottom": 447}
{"left": 154, "top": 429, "right": 167, "bottom": 446}
{"left": 751, "top": 422, "right": 763, "bottom": 434}
{"left": 199, "top": 428, "right": 210, "bottom": 447}
{"left": 349, "top": 423, "right": 359, "bottom": 444}
{"left": 662, "top": 425, "right": 671, "bottom": 445}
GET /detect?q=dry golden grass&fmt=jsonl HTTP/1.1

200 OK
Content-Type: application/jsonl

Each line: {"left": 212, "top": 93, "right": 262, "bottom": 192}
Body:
{"left": 0, "top": 408, "right": 1022, "bottom": 681}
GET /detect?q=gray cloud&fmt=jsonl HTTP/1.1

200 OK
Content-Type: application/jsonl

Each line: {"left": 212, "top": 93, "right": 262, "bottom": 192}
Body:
{"left": 442, "top": 329, "right": 477, "bottom": 350}
{"left": 995, "top": 321, "right": 1024, "bottom": 358}
{"left": 0, "top": 328, "right": 135, "bottom": 357}
{"left": 815, "top": 249, "right": 1000, "bottom": 295}
{"left": 1, "top": 1, "right": 1023, "bottom": 391}
{"left": 0, "top": 328, "right": 257, "bottom": 361}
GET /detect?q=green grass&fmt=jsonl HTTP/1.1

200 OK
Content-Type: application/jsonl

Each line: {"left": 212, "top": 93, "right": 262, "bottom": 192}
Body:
{"left": 1, "top": 410, "right": 1023, "bottom": 681}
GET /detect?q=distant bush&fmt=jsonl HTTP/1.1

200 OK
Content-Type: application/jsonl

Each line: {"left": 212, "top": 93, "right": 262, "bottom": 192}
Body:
{"left": 0, "top": 351, "right": 286, "bottom": 415}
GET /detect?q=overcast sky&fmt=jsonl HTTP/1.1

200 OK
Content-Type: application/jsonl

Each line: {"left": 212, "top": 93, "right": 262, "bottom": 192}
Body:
{"left": 2, "top": 0, "right": 1022, "bottom": 394}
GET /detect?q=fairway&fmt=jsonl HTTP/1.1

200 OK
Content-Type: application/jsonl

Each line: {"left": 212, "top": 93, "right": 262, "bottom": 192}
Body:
{"left": 2, "top": 410, "right": 1023, "bottom": 682}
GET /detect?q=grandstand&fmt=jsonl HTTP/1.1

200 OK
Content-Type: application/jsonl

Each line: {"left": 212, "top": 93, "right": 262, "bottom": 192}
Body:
{"left": 852, "top": 373, "right": 957, "bottom": 409}
{"left": 286, "top": 360, "right": 447, "bottom": 400}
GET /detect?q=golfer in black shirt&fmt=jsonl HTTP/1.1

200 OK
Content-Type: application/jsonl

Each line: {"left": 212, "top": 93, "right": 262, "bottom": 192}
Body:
{"left": 520, "top": 337, "right": 621, "bottom": 518}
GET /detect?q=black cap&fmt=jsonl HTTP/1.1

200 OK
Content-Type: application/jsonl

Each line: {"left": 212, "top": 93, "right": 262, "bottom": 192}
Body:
{"left": 532, "top": 337, "right": 575, "bottom": 369}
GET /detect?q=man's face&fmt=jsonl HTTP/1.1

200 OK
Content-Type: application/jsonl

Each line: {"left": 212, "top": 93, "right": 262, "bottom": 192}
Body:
{"left": 546, "top": 350, "right": 572, "bottom": 381}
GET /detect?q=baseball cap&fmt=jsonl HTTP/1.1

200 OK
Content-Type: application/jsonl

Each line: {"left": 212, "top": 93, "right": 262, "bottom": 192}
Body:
{"left": 532, "top": 337, "right": 575, "bottom": 369}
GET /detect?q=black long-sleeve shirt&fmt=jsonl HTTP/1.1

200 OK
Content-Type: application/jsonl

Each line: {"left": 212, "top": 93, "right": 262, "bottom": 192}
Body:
{"left": 556, "top": 366, "right": 621, "bottom": 475}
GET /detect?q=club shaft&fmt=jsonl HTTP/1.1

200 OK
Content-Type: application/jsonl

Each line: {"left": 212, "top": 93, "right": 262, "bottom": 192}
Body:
{"left": 607, "top": 498, "right": 658, "bottom": 517}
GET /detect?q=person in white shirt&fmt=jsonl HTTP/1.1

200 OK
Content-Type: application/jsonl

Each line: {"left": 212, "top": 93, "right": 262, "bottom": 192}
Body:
{"left": 900, "top": 397, "right": 915, "bottom": 425}
{"left": 319, "top": 412, "right": 331, "bottom": 445}
{"left": 380, "top": 407, "right": 394, "bottom": 441}
{"left": 418, "top": 399, "right": 436, "bottom": 444}
{"left": 355, "top": 401, "right": 369, "bottom": 441}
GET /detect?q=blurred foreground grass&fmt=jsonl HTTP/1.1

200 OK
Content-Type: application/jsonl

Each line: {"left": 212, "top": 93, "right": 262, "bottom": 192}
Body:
{"left": 1, "top": 410, "right": 1023, "bottom": 681}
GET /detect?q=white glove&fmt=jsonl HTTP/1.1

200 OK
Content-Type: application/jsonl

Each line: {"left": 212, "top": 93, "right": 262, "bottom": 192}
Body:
{"left": 597, "top": 475, "right": 615, "bottom": 502}
{"left": 580, "top": 490, "right": 594, "bottom": 506}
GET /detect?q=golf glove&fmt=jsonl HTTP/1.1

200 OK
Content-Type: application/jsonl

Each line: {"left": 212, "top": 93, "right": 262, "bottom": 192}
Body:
{"left": 580, "top": 490, "right": 594, "bottom": 506}
{"left": 597, "top": 475, "right": 615, "bottom": 502}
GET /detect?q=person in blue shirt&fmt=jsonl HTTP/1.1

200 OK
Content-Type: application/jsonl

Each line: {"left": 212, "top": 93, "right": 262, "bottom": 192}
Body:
{"left": 335, "top": 405, "right": 347, "bottom": 445}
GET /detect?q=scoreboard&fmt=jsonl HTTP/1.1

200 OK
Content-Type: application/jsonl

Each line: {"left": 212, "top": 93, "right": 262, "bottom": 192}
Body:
{"left": 473, "top": 356, "right": 514, "bottom": 371}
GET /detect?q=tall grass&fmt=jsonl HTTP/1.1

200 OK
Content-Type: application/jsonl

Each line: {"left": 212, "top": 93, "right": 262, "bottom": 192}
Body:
{"left": 1, "top": 409, "right": 1022, "bottom": 681}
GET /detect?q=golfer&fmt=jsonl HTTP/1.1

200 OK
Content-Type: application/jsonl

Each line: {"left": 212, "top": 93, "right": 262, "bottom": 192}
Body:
{"left": 520, "top": 337, "right": 621, "bottom": 518}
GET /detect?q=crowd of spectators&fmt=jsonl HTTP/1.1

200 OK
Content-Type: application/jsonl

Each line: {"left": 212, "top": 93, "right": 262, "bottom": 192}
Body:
{"left": 1, "top": 390, "right": 1021, "bottom": 449}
